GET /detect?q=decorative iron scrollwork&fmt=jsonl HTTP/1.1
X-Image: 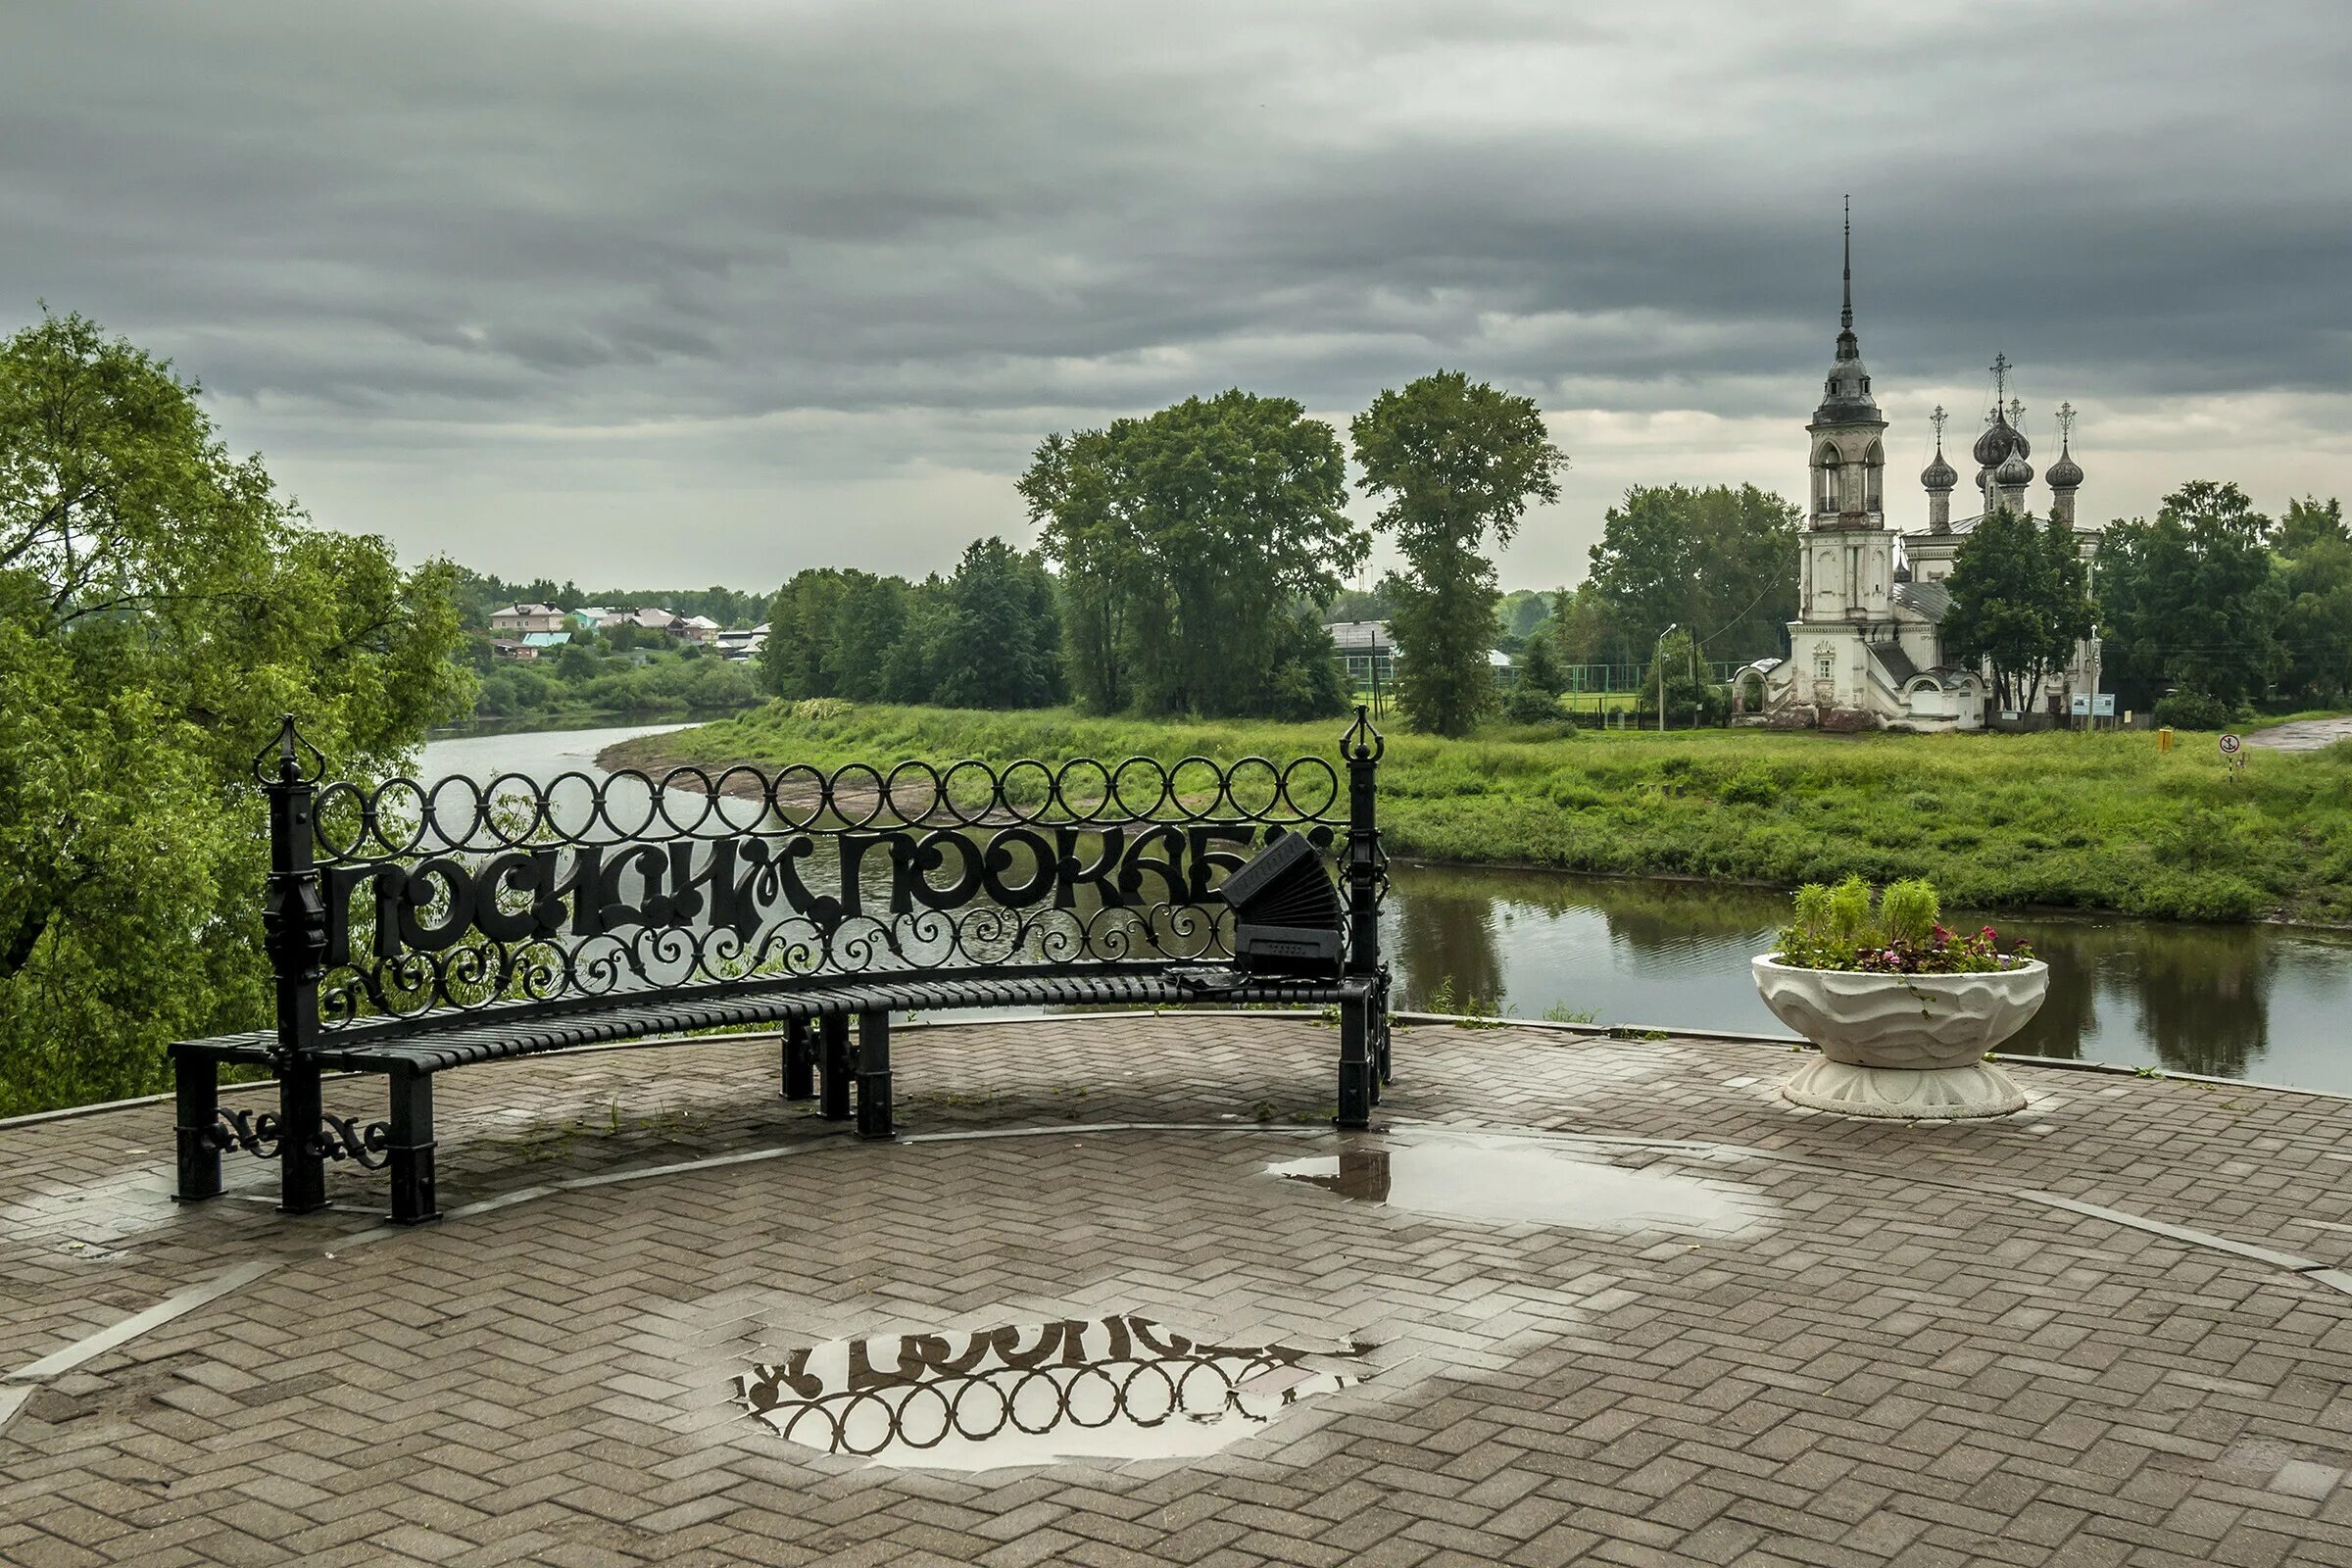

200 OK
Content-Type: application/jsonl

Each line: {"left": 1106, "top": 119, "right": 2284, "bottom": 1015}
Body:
{"left": 203, "top": 1107, "right": 389, "bottom": 1169}
{"left": 206, "top": 1106, "right": 283, "bottom": 1158}
{"left": 313, "top": 1113, "right": 391, "bottom": 1170}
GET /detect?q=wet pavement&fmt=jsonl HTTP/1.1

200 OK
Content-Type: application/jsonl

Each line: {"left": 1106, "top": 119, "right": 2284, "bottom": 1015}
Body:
{"left": 2245, "top": 713, "right": 2352, "bottom": 751}
{"left": 7, "top": 1014, "right": 2352, "bottom": 1565}
{"left": 1266, "top": 1130, "right": 1770, "bottom": 1235}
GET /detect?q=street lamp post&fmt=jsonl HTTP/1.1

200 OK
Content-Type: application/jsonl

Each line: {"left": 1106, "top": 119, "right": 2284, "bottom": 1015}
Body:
{"left": 1655, "top": 623, "right": 1677, "bottom": 735}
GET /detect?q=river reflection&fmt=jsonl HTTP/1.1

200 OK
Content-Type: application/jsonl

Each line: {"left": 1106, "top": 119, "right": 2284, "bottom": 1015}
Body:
{"left": 1382, "top": 864, "right": 2352, "bottom": 1092}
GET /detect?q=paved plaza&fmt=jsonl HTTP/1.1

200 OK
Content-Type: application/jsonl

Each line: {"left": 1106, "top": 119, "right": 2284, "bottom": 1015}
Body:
{"left": 6, "top": 1015, "right": 2352, "bottom": 1566}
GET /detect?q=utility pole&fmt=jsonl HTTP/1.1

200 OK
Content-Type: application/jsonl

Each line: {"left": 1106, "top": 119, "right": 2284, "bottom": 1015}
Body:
{"left": 1656, "top": 623, "right": 1677, "bottom": 734}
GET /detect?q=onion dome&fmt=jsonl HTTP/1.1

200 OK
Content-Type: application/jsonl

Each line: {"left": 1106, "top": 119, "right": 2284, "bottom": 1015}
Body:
{"left": 1921, "top": 447, "right": 1959, "bottom": 492}
{"left": 1994, "top": 452, "right": 2034, "bottom": 489}
{"left": 1973, "top": 416, "right": 2018, "bottom": 468}
{"left": 2046, "top": 443, "right": 2084, "bottom": 490}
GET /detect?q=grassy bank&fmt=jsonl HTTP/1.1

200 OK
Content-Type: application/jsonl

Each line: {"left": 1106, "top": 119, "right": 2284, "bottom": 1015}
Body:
{"left": 610, "top": 702, "right": 2352, "bottom": 924}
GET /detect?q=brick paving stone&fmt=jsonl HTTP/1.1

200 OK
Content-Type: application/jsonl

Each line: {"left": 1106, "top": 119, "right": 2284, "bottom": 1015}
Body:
{"left": 8, "top": 1018, "right": 2352, "bottom": 1564}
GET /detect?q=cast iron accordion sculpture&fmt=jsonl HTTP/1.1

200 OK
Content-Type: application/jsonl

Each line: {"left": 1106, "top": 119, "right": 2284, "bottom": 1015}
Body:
{"left": 1218, "top": 832, "right": 1344, "bottom": 978}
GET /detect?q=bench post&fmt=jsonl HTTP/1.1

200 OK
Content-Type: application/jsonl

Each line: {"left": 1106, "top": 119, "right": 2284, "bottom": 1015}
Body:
{"left": 1341, "top": 708, "right": 1391, "bottom": 1094}
{"left": 783, "top": 1018, "right": 815, "bottom": 1101}
{"left": 1337, "top": 992, "right": 1373, "bottom": 1129}
{"left": 386, "top": 1064, "right": 437, "bottom": 1225}
{"left": 172, "top": 1050, "right": 221, "bottom": 1202}
{"left": 819, "top": 1013, "right": 852, "bottom": 1120}
{"left": 856, "top": 1013, "right": 894, "bottom": 1141}
{"left": 259, "top": 716, "right": 330, "bottom": 1214}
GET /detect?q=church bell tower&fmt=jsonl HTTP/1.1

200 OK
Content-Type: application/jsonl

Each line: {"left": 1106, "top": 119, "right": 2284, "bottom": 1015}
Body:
{"left": 1800, "top": 200, "right": 1892, "bottom": 624}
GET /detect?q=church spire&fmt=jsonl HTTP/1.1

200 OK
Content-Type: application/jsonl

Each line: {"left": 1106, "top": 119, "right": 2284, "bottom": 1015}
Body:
{"left": 1835, "top": 195, "right": 1860, "bottom": 363}
{"left": 1812, "top": 198, "right": 1882, "bottom": 430}
{"left": 1841, "top": 195, "right": 1853, "bottom": 332}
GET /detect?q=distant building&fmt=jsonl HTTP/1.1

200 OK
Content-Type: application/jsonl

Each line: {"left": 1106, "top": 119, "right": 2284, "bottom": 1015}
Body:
{"left": 676, "top": 614, "right": 721, "bottom": 644}
{"left": 490, "top": 639, "right": 538, "bottom": 662}
{"left": 715, "top": 623, "right": 768, "bottom": 662}
{"left": 568, "top": 607, "right": 614, "bottom": 629}
{"left": 489, "top": 603, "right": 565, "bottom": 636}
{"left": 1324, "top": 620, "right": 1512, "bottom": 688}
{"left": 1325, "top": 621, "right": 1397, "bottom": 688}
{"left": 607, "top": 607, "right": 681, "bottom": 634}
{"left": 519, "top": 630, "right": 573, "bottom": 650}
{"left": 1744, "top": 209, "right": 2100, "bottom": 732}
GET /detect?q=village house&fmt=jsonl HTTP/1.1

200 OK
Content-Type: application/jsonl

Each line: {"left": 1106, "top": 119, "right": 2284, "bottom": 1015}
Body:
{"left": 488, "top": 603, "right": 566, "bottom": 636}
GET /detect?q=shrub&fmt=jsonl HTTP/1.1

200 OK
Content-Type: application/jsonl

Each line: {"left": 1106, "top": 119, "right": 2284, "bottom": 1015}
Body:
{"left": 2152, "top": 691, "right": 2234, "bottom": 731}
{"left": 1503, "top": 683, "right": 1562, "bottom": 725}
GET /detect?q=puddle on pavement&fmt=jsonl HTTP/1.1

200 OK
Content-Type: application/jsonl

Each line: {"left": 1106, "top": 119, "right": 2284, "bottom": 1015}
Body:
{"left": 1267, "top": 1133, "right": 1767, "bottom": 1234}
{"left": 732, "top": 1314, "right": 1372, "bottom": 1470}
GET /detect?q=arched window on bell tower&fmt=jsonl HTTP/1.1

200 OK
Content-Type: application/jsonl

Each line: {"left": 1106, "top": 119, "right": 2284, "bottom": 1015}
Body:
{"left": 1864, "top": 439, "right": 1885, "bottom": 515}
{"left": 1815, "top": 445, "right": 1841, "bottom": 517}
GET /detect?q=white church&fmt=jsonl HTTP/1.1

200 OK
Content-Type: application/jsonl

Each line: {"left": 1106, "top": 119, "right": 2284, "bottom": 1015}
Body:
{"left": 1740, "top": 218, "right": 2101, "bottom": 731}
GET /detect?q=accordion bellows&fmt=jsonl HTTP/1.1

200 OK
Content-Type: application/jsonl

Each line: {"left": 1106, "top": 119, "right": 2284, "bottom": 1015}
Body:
{"left": 1218, "top": 833, "right": 1344, "bottom": 978}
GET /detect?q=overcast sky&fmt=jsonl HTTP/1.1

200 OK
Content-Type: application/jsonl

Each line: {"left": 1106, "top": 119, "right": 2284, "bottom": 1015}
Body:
{"left": 7, "top": 0, "right": 2346, "bottom": 590}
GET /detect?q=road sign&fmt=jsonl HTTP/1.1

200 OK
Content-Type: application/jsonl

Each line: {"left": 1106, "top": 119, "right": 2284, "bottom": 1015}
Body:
{"left": 2220, "top": 733, "right": 2242, "bottom": 756}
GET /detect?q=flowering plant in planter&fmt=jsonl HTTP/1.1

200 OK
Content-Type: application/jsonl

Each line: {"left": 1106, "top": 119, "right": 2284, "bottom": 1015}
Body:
{"left": 1752, "top": 875, "right": 2048, "bottom": 1119}
{"left": 1774, "top": 876, "right": 2033, "bottom": 976}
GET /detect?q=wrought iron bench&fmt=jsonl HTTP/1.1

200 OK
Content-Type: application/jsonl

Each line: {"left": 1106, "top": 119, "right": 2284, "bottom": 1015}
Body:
{"left": 170, "top": 712, "right": 1393, "bottom": 1225}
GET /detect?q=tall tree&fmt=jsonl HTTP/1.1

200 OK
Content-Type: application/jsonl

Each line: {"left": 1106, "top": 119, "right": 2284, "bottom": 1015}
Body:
{"left": 0, "top": 312, "right": 470, "bottom": 1113}
{"left": 760, "top": 567, "right": 849, "bottom": 698}
{"left": 2277, "top": 495, "right": 2349, "bottom": 556}
{"left": 2096, "top": 481, "right": 2287, "bottom": 710}
{"left": 2276, "top": 497, "right": 2352, "bottom": 707}
{"left": 1938, "top": 510, "right": 2095, "bottom": 711}
{"left": 1024, "top": 391, "right": 1363, "bottom": 717}
{"left": 931, "top": 538, "right": 1066, "bottom": 710}
{"left": 1584, "top": 484, "right": 1802, "bottom": 669}
{"left": 826, "top": 570, "right": 908, "bottom": 702}
{"left": 1018, "top": 428, "right": 1134, "bottom": 712}
{"left": 1350, "top": 371, "right": 1566, "bottom": 736}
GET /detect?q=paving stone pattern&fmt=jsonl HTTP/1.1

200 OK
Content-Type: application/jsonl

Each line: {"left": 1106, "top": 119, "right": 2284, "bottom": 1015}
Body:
{"left": 6, "top": 1017, "right": 2352, "bottom": 1565}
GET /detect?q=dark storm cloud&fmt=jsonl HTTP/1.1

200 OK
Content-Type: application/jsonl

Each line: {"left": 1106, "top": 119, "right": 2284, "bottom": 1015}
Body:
{"left": 3, "top": 0, "right": 2345, "bottom": 581}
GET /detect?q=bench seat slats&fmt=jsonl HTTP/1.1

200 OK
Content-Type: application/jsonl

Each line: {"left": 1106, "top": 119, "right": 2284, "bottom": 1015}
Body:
{"left": 168, "top": 971, "right": 1364, "bottom": 1077}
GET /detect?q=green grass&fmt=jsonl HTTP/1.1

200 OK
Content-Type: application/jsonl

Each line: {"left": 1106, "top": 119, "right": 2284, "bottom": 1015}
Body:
{"left": 611, "top": 701, "right": 2352, "bottom": 925}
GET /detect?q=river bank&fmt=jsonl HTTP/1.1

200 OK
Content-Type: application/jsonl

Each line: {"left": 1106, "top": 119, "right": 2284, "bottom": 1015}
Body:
{"left": 606, "top": 700, "right": 2352, "bottom": 925}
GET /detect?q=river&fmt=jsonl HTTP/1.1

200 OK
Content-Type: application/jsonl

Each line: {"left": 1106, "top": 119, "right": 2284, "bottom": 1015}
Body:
{"left": 418, "top": 721, "right": 2352, "bottom": 1094}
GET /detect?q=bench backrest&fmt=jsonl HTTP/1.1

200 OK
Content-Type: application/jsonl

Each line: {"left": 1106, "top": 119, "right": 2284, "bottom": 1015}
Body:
{"left": 253, "top": 711, "right": 1387, "bottom": 1050}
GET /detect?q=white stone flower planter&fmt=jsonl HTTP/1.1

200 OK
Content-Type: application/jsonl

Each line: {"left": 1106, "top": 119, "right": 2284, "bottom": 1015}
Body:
{"left": 1751, "top": 955, "right": 2049, "bottom": 1119}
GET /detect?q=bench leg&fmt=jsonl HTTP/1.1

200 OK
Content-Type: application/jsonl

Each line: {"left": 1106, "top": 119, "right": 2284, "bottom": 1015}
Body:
{"left": 783, "top": 1018, "right": 815, "bottom": 1102}
{"left": 1336, "top": 996, "right": 1373, "bottom": 1130}
{"left": 856, "top": 1013, "right": 894, "bottom": 1141}
{"left": 277, "top": 1057, "right": 328, "bottom": 1214}
{"left": 819, "top": 1014, "right": 852, "bottom": 1121}
{"left": 386, "top": 1065, "right": 438, "bottom": 1225}
{"left": 172, "top": 1053, "right": 221, "bottom": 1203}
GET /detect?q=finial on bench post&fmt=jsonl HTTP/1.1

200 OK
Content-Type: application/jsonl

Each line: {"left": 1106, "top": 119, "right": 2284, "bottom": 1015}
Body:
{"left": 258, "top": 714, "right": 330, "bottom": 1212}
